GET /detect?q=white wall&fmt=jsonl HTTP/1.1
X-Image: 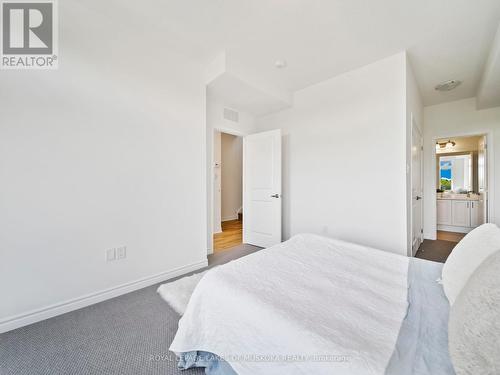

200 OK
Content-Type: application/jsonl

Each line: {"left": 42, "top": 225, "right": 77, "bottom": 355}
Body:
{"left": 256, "top": 53, "right": 409, "bottom": 255}
{"left": 206, "top": 92, "right": 256, "bottom": 253}
{"left": 423, "top": 98, "right": 500, "bottom": 239}
{"left": 221, "top": 133, "right": 243, "bottom": 221}
{"left": 0, "top": 5, "right": 207, "bottom": 331}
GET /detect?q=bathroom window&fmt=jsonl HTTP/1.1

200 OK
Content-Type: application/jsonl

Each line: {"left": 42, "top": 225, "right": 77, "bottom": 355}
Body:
{"left": 440, "top": 160, "right": 452, "bottom": 190}
{"left": 439, "top": 154, "right": 472, "bottom": 192}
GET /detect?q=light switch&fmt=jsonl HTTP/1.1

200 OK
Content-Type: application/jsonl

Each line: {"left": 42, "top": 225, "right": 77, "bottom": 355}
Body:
{"left": 106, "top": 248, "right": 116, "bottom": 262}
{"left": 116, "top": 246, "right": 127, "bottom": 260}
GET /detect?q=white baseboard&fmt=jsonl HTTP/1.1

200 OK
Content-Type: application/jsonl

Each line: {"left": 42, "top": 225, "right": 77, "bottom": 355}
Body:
{"left": 437, "top": 225, "right": 473, "bottom": 234}
{"left": 222, "top": 215, "right": 238, "bottom": 222}
{"left": 0, "top": 259, "right": 208, "bottom": 334}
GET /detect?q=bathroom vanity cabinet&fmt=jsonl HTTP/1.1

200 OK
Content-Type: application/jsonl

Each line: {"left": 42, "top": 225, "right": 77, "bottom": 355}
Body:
{"left": 437, "top": 198, "right": 480, "bottom": 232}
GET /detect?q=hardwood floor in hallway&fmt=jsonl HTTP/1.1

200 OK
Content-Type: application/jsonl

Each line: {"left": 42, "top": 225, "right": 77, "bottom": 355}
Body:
{"left": 214, "top": 219, "right": 243, "bottom": 252}
{"left": 436, "top": 230, "right": 466, "bottom": 242}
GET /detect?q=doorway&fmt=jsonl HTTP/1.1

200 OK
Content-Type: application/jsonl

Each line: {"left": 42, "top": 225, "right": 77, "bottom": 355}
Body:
{"left": 434, "top": 134, "right": 488, "bottom": 241}
{"left": 416, "top": 132, "right": 491, "bottom": 263}
{"left": 207, "top": 127, "right": 283, "bottom": 254}
{"left": 213, "top": 131, "right": 243, "bottom": 252}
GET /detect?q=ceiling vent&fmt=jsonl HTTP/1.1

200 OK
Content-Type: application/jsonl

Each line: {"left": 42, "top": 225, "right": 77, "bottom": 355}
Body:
{"left": 223, "top": 108, "right": 239, "bottom": 123}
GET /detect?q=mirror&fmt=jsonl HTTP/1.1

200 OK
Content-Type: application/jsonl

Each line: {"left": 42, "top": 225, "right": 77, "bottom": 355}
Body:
{"left": 438, "top": 154, "right": 473, "bottom": 192}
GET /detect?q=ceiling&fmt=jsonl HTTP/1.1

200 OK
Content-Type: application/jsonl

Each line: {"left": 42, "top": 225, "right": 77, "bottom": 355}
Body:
{"left": 67, "top": 0, "right": 500, "bottom": 108}
{"left": 208, "top": 72, "right": 293, "bottom": 116}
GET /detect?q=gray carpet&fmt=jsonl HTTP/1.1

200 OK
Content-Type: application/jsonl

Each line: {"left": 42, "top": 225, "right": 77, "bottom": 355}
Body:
{"left": 415, "top": 239, "right": 457, "bottom": 263}
{"left": 0, "top": 244, "right": 261, "bottom": 375}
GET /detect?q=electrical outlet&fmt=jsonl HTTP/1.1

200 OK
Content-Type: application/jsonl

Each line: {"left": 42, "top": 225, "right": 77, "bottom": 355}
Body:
{"left": 106, "top": 248, "right": 116, "bottom": 262}
{"left": 116, "top": 246, "right": 127, "bottom": 260}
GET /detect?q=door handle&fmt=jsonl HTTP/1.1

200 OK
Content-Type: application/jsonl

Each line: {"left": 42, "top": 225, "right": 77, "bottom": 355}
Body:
{"left": 416, "top": 196, "right": 422, "bottom": 200}
{"left": 270, "top": 194, "right": 280, "bottom": 198}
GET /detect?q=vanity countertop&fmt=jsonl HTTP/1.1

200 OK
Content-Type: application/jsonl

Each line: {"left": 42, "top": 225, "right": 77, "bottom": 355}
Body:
{"left": 437, "top": 193, "right": 479, "bottom": 201}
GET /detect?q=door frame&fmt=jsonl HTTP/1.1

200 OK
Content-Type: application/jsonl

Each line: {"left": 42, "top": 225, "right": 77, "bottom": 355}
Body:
{"left": 207, "top": 126, "right": 247, "bottom": 254}
{"left": 410, "top": 115, "right": 424, "bottom": 256}
{"left": 429, "top": 130, "right": 494, "bottom": 240}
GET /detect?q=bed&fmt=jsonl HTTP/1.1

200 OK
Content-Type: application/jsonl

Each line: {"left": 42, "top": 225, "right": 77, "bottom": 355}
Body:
{"left": 168, "top": 228, "right": 500, "bottom": 374}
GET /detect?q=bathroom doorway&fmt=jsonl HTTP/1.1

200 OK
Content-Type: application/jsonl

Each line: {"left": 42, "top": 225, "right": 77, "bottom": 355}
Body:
{"left": 434, "top": 134, "right": 489, "bottom": 241}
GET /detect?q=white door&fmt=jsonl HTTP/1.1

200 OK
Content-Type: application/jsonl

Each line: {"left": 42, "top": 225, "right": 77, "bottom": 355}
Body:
{"left": 451, "top": 201, "right": 470, "bottom": 227}
{"left": 411, "top": 119, "right": 423, "bottom": 255}
{"left": 478, "top": 135, "right": 487, "bottom": 224}
{"left": 213, "top": 131, "right": 222, "bottom": 233}
{"left": 243, "top": 129, "right": 282, "bottom": 247}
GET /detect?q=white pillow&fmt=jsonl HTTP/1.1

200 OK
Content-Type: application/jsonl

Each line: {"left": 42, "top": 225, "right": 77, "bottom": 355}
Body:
{"left": 448, "top": 249, "right": 500, "bottom": 374}
{"left": 442, "top": 223, "right": 500, "bottom": 305}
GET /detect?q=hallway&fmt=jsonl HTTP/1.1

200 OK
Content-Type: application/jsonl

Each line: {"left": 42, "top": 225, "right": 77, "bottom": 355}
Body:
{"left": 213, "top": 219, "right": 243, "bottom": 252}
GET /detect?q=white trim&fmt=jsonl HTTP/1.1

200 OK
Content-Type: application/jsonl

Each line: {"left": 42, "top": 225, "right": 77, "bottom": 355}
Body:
{"left": 222, "top": 215, "right": 238, "bottom": 222}
{"left": 437, "top": 225, "right": 473, "bottom": 233}
{"left": 429, "top": 130, "right": 494, "bottom": 239}
{"left": 214, "top": 127, "right": 247, "bottom": 138}
{"left": 0, "top": 259, "right": 208, "bottom": 334}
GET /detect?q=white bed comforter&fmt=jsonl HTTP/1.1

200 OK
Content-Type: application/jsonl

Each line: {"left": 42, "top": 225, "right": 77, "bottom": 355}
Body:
{"left": 170, "top": 234, "right": 410, "bottom": 374}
